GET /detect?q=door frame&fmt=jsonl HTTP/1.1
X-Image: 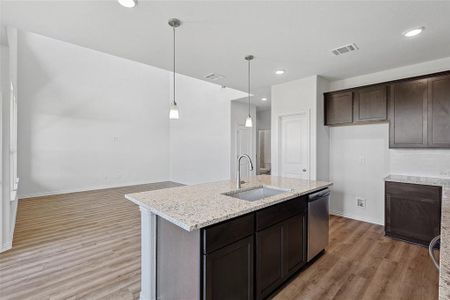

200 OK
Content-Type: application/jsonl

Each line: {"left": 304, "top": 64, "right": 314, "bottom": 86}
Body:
{"left": 277, "top": 111, "right": 311, "bottom": 180}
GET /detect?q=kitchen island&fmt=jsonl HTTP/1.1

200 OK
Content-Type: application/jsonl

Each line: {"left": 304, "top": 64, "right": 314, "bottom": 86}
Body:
{"left": 126, "top": 175, "right": 332, "bottom": 300}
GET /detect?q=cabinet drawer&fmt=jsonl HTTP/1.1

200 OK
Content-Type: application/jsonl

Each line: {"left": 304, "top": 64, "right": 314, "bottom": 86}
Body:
{"left": 256, "top": 197, "right": 306, "bottom": 231}
{"left": 202, "top": 214, "right": 254, "bottom": 254}
{"left": 385, "top": 181, "right": 441, "bottom": 201}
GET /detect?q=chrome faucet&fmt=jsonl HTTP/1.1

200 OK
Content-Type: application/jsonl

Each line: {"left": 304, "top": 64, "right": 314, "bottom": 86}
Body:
{"left": 236, "top": 154, "right": 254, "bottom": 189}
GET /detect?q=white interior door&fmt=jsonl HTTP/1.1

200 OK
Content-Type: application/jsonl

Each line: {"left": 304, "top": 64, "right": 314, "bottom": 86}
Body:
{"left": 279, "top": 113, "right": 310, "bottom": 179}
{"left": 236, "top": 126, "right": 252, "bottom": 180}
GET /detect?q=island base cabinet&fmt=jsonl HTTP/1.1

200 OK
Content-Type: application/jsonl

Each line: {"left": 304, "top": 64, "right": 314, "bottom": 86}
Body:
{"left": 203, "top": 236, "right": 254, "bottom": 300}
{"left": 256, "top": 214, "right": 305, "bottom": 300}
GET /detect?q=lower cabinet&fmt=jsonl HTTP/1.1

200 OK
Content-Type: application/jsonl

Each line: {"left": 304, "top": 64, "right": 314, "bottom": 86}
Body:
{"left": 201, "top": 196, "right": 307, "bottom": 300}
{"left": 203, "top": 235, "right": 254, "bottom": 300}
{"left": 256, "top": 214, "right": 305, "bottom": 300}
{"left": 385, "top": 181, "right": 442, "bottom": 245}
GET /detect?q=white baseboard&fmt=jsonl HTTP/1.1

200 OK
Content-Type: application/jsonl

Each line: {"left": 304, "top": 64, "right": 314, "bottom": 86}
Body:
{"left": 330, "top": 209, "right": 383, "bottom": 226}
{"left": 0, "top": 240, "right": 12, "bottom": 253}
{"left": 18, "top": 180, "right": 175, "bottom": 200}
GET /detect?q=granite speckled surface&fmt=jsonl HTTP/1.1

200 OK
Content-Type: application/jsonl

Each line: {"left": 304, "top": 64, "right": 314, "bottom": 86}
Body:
{"left": 385, "top": 175, "right": 450, "bottom": 300}
{"left": 126, "top": 175, "right": 332, "bottom": 232}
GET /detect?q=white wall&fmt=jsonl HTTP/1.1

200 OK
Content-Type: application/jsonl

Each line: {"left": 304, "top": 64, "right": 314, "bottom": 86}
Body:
{"left": 329, "top": 56, "right": 450, "bottom": 92}
{"left": 256, "top": 109, "right": 271, "bottom": 130}
{"left": 17, "top": 31, "right": 247, "bottom": 197}
{"left": 1, "top": 27, "right": 18, "bottom": 252}
{"left": 316, "top": 76, "right": 330, "bottom": 181}
{"left": 169, "top": 77, "right": 246, "bottom": 185}
{"left": 230, "top": 101, "right": 257, "bottom": 181}
{"left": 271, "top": 76, "right": 317, "bottom": 178}
{"left": 329, "top": 124, "right": 389, "bottom": 225}
{"left": 18, "top": 31, "right": 171, "bottom": 197}
{"left": 390, "top": 149, "right": 450, "bottom": 178}
{"left": 328, "top": 56, "right": 450, "bottom": 225}
{"left": 0, "top": 44, "right": 8, "bottom": 252}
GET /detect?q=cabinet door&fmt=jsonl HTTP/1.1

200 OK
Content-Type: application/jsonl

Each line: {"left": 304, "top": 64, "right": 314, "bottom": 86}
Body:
{"left": 256, "top": 222, "right": 284, "bottom": 300}
{"left": 385, "top": 182, "right": 441, "bottom": 245}
{"left": 325, "top": 92, "right": 353, "bottom": 125}
{"left": 389, "top": 79, "right": 428, "bottom": 148}
{"left": 256, "top": 214, "right": 305, "bottom": 299}
{"left": 354, "top": 85, "right": 387, "bottom": 122}
{"left": 428, "top": 74, "right": 450, "bottom": 147}
{"left": 283, "top": 215, "right": 305, "bottom": 277}
{"left": 203, "top": 236, "right": 254, "bottom": 300}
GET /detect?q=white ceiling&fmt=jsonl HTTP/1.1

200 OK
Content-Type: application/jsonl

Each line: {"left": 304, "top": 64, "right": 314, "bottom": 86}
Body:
{"left": 4, "top": 1, "right": 450, "bottom": 108}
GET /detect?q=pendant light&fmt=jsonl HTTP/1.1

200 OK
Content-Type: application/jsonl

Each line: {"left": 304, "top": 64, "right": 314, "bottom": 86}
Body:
{"left": 244, "top": 55, "right": 254, "bottom": 127}
{"left": 169, "top": 18, "right": 181, "bottom": 120}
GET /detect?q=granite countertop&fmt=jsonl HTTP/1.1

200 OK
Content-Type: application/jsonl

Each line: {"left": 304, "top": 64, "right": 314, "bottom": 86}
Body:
{"left": 126, "top": 175, "right": 332, "bottom": 232}
{"left": 385, "top": 174, "right": 450, "bottom": 300}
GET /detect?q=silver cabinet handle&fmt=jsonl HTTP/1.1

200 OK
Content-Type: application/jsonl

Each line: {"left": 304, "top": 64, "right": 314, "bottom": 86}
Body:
{"left": 429, "top": 235, "right": 440, "bottom": 271}
{"left": 302, "top": 169, "right": 307, "bottom": 172}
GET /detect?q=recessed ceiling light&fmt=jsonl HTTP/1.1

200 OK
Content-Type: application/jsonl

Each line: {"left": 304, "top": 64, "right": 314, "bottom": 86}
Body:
{"left": 261, "top": 97, "right": 267, "bottom": 101}
{"left": 403, "top": 27, "right": 424, "bottom": 38}
{"left": 118, "top": 0, "right": 136, "bottom": 8}
{"left": 275, "top": 69, "right": 285, "bottom": 75}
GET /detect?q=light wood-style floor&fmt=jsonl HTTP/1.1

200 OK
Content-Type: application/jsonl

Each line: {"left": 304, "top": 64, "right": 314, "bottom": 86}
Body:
{"left": 0, "top": 184, "right": 438, "bottom": 300}
{"left": 274, "top": 216, "right": 439, "bottom": 300}
{"left": 0, "top": 182, "right": 181, "bottom": 300}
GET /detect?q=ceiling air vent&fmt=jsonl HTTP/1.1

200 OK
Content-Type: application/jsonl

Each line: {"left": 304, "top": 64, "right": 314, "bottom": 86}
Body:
{"left": 331, "top": 43, "right": 359, "bottom": 56}
{"left": 204, "top": 73, "right": 225, "bottom": 81}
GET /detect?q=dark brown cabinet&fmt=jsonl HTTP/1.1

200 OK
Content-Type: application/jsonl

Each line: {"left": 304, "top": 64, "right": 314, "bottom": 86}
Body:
{"left": 428, "top": 74, "right": 450, "bottom": 147}
{"left": 385, "top": 181, "right": 442, "bottom": 246}
{"left": 256, "top": 222, "right": 284, "bottom": 299}
{"left": 324, "top": 71, "right": 450, "bottom": 148}
{"left": 354, "top": 85, "right": 387, "bottom": 122}
{"left": 256, "top": 214, "right": 305, "bottom": 300}
{"left": 203, "top": 236, "right": 254, "bottom": 300}
{"left": 201, "top": 196, "right": 307, "bottom": 300}
{"left": 325, "top": 91, "right": 353, "bottom": 125}
{"left": 389, "top": 79, "right": 428, "bottom": 148}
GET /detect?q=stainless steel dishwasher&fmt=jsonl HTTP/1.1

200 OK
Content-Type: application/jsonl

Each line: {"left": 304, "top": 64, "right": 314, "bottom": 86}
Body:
{"left": 307, "top": 188, "right": 330, "bottom": 262}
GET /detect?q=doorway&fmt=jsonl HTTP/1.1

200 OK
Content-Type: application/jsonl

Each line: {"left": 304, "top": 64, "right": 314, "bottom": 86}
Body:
{"left": 257, "top": 130, "right": 271, "bottom": 175}
{"left": 278, "top": 112, "right": 310, "bottom": 179}
{"left": 235, "top": 126, "right": 253, "bottom": 180}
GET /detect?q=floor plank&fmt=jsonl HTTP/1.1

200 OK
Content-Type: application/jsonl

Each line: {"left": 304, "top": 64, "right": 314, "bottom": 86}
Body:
{"left": 272, "top": 216, "right": 439, "bottom": 300}
{"left": 0, "top": 182, "right": 181, "bottom": 300}
{"left": 0, "top": 185, "right": 439, "bottom": 299}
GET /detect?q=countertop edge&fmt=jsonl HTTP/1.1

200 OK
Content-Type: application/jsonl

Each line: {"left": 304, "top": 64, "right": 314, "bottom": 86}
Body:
{"left": 126, "top": 182, "right": 333, "bottom": 232}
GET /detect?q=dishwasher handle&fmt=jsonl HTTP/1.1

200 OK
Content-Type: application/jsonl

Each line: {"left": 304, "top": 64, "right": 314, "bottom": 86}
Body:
{"left": 429, "top": 235, "right": 440, "bottom": 271}
{"left": 309, "top": 189, "right": 330, "bottom": 201}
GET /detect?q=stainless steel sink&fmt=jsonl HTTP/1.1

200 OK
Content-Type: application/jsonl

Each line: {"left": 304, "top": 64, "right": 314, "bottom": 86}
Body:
{"left": 223, "top": 186, "right": 292, "bottom": 202}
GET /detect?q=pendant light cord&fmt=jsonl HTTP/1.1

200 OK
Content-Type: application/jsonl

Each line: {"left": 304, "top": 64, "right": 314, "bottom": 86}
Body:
{"left": 173, "top": 26, "right": 176, "bottom": 105}
{"left": 248, "top": 58, "right": 251, "bottom": 115}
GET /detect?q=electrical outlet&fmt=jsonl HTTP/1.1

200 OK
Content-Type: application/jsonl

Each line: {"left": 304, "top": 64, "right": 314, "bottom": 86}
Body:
{"left": 356, "top": 197, "right": 366, "bottom": 208}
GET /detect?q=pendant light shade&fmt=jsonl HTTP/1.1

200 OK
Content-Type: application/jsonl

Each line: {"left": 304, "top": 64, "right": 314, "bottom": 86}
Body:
{"left": 245, "top": 115, "right": 253, "bottom": 127}
{"left": 168, "top": 18, "right": 181, "bottom": 120}
{"left": 244, "top": 55, "right": 254, "bottom": 128}
{"left": 169, "top": 103, "right": 179, "bottom": 119}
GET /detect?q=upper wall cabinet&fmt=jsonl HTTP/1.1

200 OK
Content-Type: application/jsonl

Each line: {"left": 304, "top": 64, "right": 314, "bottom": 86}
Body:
{"left": 389, "top": 79, "right": 428, "bottom": 148}
{"left": 324, "top": 92, "right": 353, "bottom": 125}
{"left": 324, "top": 71, "right": 450, "bottom": 148}
{"left": 428, "top": 75, "right": 450, "bottom": 147}
{"left": 354, "top": 85, "right": 387, "bottom": 122}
